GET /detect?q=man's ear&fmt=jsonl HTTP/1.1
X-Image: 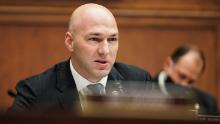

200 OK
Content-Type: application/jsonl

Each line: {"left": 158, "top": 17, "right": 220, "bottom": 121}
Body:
{"left": 65, "top": 32, "right": 74, "bottom": 52}
{"left": 163, "top": 56, "right": 172, "bottom": 71}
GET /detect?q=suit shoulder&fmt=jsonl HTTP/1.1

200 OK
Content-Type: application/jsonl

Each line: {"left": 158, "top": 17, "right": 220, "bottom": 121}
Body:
{"left": 16, "top": 60, "right": 68, "bottom": 96}
{"left": 192, "top": 88, "right": 219, "bottom": 115}
{"left": 192, "top": 88, "right": 216, "bottom": 102}
{"left": 114, "top": 62, "right": 144, "bottom": 72}
{"left": 113, "top": 62, "right": 151, "bottom": 81}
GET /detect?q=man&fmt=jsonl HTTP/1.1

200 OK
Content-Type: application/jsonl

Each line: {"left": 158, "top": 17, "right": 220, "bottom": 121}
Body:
{"left": 152, "top": 44, "right": 219, "bottom": 115}
{"left": 9, "top": 3, "right": 151, "bottom": 113}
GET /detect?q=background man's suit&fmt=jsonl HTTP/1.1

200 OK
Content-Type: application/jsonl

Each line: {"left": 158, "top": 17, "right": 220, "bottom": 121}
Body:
{"left": 151, "top": 73, "right": 219, "bottom": 115}
{"left": 9, "top": 60, "right": 151, "bottom": 112}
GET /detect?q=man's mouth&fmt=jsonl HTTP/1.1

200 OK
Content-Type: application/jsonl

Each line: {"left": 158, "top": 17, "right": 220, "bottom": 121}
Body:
{"left": 95, "top": 60, "right": 107, "bottom": 64}
{"left": 94, "top": 60, "right": 110, "bottom": 69}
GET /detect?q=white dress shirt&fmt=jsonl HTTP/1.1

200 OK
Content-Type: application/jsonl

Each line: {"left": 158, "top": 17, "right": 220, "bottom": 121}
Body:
{"left": 69, "top": 60, "right": 108, "bottom": 92}
{"left": 69, "top": 60, "right": 108, "bottom": 110}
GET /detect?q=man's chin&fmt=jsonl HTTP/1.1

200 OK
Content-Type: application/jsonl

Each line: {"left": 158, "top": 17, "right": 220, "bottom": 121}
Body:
{"left": 95, "top": 70, "right": 110, "bottom": 78}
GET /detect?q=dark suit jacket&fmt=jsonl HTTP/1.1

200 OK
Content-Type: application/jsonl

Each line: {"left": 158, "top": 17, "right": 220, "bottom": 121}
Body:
{"left": 151, "top": 73, "right": 219, "bottom": 115}
{"left": 9, "top": 60, "right": 151, "bottom": 113}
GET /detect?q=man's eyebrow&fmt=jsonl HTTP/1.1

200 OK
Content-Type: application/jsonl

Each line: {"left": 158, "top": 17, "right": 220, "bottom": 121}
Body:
{"left": 110, "top": 34, "right": 118, "bottom": 37}
{"left": 87, "top": 33, "right": 118, "bottom": 37}
{"left": 88, "top": 33, "right": 100, "bottom": 36}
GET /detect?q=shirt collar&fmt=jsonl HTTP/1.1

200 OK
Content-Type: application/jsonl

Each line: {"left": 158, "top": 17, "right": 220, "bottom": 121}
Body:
{"left": 70, "top": 60, "right": 108, "bottom": 92}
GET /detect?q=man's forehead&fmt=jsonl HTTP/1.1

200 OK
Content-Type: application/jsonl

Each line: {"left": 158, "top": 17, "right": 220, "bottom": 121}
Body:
{"left": 175, "top": 56, "right": 203, "bottom": 77}
{"left": 81, "top": 24, "right": 118, "bottom": 36}
{"left": 82, "top": 15, "right": 118, "bottom": 29}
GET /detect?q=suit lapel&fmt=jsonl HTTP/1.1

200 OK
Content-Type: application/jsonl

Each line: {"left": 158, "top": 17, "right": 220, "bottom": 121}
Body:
{"left": 55, "top": 60, "right": 81, "bottom": 112}
{"left": 55, "top": 61, "right": 126, "bottom": 111}
{"left": 106, "top": 66, "right": 125, "bottom": 96}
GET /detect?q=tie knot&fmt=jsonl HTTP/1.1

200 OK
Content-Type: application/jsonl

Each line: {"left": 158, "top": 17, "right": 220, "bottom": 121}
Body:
{"left": 86, "top": 83, "right": 105, "bottom": 96}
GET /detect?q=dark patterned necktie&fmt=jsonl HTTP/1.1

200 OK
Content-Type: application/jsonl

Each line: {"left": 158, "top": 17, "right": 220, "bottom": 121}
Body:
{"left": 79, "top": 83, "right": 105, "bottom": 111}
{"left": 86, "top": 83, "right": 105, "bottom": 96}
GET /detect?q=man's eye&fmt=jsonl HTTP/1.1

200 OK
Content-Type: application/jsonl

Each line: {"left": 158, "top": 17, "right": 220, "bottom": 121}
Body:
{"left": 88, "top": 37, "right": 99, "bottom": 41}
{"left": 188, "top": 80, "right": 195, "bottom": 85}
{"left": 108, "top": 37, "right": 117, "bottom": 42}
{"left": 178, "top": 72, "right": 187, "bottom": 80}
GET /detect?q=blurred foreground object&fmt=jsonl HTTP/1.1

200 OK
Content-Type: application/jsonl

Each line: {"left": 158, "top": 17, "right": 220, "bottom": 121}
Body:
{"left": 81, "top": 93, "right": 197, "bottom": 120}
{"left": 1, "top": 112, "right": 220, "bottom": 124}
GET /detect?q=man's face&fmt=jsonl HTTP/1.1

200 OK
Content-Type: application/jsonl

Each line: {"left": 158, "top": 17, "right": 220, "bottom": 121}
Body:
{"left": 166, "top": 52, "right": 203, "bottom": 88}
{"left": 70, "top": 16, "right": 118, "bottom": 82}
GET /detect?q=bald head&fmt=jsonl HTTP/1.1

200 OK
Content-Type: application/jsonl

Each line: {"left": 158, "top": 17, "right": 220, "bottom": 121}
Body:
{"left": 164, "top": 44, "right": 206, "bottom": 87}
{"left": 170, "top": 44, "right": 205, "bottom": 73}
{"left": 68, "top": 3, "right": 118, "bottom": 35}
{"left": 64, "top": 3, "right": 119, "bottom": 82}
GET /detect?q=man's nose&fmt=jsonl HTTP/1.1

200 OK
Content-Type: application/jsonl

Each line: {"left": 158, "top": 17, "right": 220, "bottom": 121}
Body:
{"left": 98, "top": 40, "right": 109, "bottom": 56}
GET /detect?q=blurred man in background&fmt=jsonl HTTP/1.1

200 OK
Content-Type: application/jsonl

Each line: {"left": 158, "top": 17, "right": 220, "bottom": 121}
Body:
{"left": 152, "top": 44, "right": 219, "bottom": 115}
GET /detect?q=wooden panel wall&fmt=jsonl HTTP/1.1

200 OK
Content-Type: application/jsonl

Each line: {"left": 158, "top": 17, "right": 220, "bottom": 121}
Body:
{"left": 0, "top": 0, "right": 220, "bottom": 111}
